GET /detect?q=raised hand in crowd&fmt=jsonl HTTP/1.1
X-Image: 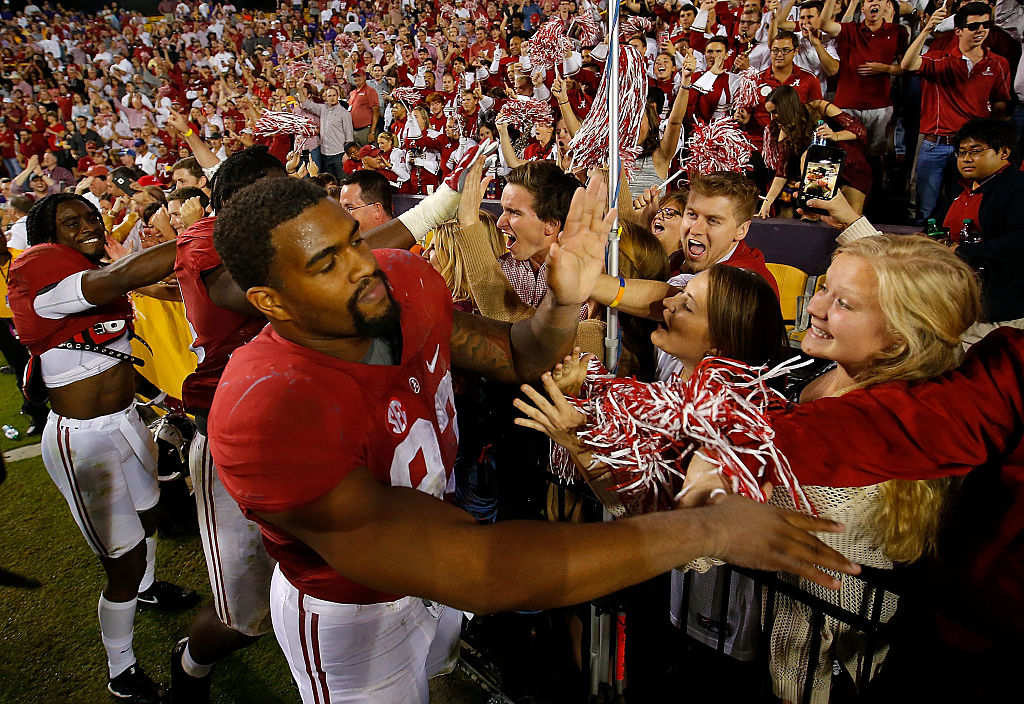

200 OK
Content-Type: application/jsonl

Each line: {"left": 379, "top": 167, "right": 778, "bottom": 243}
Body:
{"left": 514, "top": 370, "right": 590, "bottom": 459}
{"left": 457, "top": 150, "right": 494, "bottom": 228}
{"left": 180, "top": 196, "right": 206, "bottom": 230}
{"left": 801, "top": 188, "right": 861, "bottom": 229}
{"left": 550, "top": 347, "right": 594, "bottom": 397}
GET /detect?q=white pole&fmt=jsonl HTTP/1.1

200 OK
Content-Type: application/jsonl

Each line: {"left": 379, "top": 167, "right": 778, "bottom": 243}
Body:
{"left": 604, "top": 0, "right": 621, "bottom": 371}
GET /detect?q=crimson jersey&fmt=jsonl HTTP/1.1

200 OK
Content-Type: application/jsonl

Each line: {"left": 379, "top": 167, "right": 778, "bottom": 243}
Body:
{"left": 209, "top": 250, "right": 459, "bottom": 604}
{"left": 174, "top": 216, "right": 267, "bottom": 415}
{"left": 8, "top": 244, "right": 134, "bottom": 355}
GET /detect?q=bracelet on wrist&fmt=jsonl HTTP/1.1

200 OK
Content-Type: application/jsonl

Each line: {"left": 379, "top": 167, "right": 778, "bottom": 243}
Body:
{"left": 183, "top": 128, "right": 194, "bottom": 137}
{"left": 609, "top": 276, "right": 626, "bottom": 309}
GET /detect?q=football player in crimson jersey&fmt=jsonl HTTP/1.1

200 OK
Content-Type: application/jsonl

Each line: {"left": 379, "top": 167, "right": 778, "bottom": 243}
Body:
{"left": 170, "top": 144, "right": 494, "bottom": 703}
{"left": 7, "top": 194, "right": 196, "bottom": 704}
{"left": 208, "top": 174, "right": 859, "bottom": 704}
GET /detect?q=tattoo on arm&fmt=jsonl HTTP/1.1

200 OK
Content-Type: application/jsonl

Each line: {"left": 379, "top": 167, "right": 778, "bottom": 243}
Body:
{"left": 449, "top": 310, "right": 518, "bottom": 383}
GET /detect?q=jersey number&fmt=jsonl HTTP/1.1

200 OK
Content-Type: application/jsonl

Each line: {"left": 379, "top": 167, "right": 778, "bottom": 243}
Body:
{"left": 389, "top": 371, "right": 457, "bottom": 497}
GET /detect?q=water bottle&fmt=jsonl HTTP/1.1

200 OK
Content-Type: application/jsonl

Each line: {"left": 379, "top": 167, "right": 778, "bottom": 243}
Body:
{"left": 3, "top": 424, "right": 19, "bottom": 440}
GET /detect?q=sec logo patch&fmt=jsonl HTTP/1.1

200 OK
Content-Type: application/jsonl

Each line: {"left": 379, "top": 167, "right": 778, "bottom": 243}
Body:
{"left": 386, "top": 398, "right": 408, "bottom": 435}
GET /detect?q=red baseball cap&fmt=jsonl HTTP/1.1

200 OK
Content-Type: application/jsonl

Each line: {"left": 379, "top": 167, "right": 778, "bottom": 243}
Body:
{"left": 85, "top": 165, "right": 109, "bottom": 178}
{"left": 359, "top": 145, "right": 381, "bottom": 158}
{"left": 136, "top": 174, "right": 163, "bottom": 187}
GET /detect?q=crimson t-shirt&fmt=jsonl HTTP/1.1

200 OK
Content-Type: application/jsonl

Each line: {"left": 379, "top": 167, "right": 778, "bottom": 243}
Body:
{"left": 834, "top": 22, "right": 908, "bottom": 110}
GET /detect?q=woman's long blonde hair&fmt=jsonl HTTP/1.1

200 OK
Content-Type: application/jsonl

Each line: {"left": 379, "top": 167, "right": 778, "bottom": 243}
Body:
{"left": 836, "top": 234, "right": 981, "bottom": 562}
{"left": 430, "top": 211, "right": 506, "bottom": 305}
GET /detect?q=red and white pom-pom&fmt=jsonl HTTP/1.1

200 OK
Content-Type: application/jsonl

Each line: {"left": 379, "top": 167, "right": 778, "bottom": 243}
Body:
{"left": 253, "top": 110, "right": 319, "bottom": 137}
{"left": 496, "top": 98, "right": 554, "bottom": 132}
{"left": 439, "top": 3, "right": 456, "bottom": 19}
{"left": 567, "top": 44, "right": 646, "bottom": 177}
{"left": 732, "top": 75, "right": 760, "bottom": 111}
{"left": 279, "top": 40, "right": 308, "bottom": 58}
{"left": 569, "top": 12, "right": 602, "bottom": 45}
{"left": 364, "top": 20, "right": 383, "bottom": 35}
{"left": 620, "top": 15, "right": 654, "bottom": 38}
{"left": 285, "top": 61, "right": 312, "bottom": 79}
{"left": 566, "top": 357, "right": 814, "bottom": 517}
{"left": 390, "top": 86, "right": 426, "bottom": 107}
{"left": 684, "top": 116, "right": 755, "bottom": 175}
{"left": 334, "top": 33, "right": 355, "bottom": 53}
{"left": 762, "top": 123, "right": 784, "bottom": 172}
{"left": 313, "top": 55, "right": 337, "bottom": 78}
{"left": 528, "top": 18, "right": 572, "bottom": 74}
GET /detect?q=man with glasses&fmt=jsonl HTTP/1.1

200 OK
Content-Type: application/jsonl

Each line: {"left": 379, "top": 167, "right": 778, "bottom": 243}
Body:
{"left": 819, "top": 0, "right": 908, "bottom": 156}
{"left": 901, "top": 2, "right": 1010, "bottom": 224}
{"left": 753, "top": 31, "right": 822, "bottom": 127}
{"left": 937, "top": 119, "right": 1024, "bottom": 344}
{"left": 338, "top": 170, "right": 394, "bottom": 234}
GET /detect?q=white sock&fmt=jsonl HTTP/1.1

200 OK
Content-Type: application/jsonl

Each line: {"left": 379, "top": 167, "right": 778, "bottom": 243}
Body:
{"left": 138, "top": 536, "right": 156, "bottom": 593}
{"left": 98, "top": 594, "right": 137, "bottom": 678}
{"left": 181, "top": 641, "right": 213, "bottom": 678}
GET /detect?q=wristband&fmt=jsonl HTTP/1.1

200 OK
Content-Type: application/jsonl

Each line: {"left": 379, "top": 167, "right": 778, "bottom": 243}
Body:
{"left": 608, "top": 276, "right": 626, "bottom": 308}
{"left": 183, "top": 128, "right": 194, "bottom": 137}
{"left": 558, "top": 100, "right": 569, "bottom": 105}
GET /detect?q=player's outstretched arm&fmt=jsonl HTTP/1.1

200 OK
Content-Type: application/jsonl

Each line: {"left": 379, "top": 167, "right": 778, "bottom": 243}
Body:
{"left": 258, "top": 470, "right": 860, "bottom": 614}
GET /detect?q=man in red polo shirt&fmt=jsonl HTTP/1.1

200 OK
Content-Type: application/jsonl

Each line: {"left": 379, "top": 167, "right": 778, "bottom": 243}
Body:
{"left": 901, "top": 2, "right": 1010, "bottom": 224}
{"left": 820, "top": 0, "right": 908, "bottom": 156}
{"left": 347, "top": 71, "right": 380, "bottom": 147}
{"left": 753, "top": 31, "right": 822, "bottom": 127}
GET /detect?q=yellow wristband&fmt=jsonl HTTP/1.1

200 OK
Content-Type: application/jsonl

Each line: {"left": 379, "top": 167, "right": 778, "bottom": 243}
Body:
{"left": 183, "top": 128, "right": 194, "bottom": 137}
{"left": 609, "top": 276, "right": 626, "bottom": 309}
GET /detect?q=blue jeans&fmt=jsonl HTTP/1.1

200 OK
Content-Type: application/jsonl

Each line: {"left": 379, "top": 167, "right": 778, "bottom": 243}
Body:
{"left": 321, "top": 152, "right": 345, "bottom": 182}
{"left": 3, "top": 157, "right": 20, "bottom": 179}
{"left": 915, "top": 138, "right": 956, "bottom": 224}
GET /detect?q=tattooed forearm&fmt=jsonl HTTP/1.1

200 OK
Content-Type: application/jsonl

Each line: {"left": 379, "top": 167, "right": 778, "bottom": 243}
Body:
{"left": 450, "top": 310, "right": 519, "bottom": 383}
{"left": 450, "top": 296, "right": 580, "bottom": 383}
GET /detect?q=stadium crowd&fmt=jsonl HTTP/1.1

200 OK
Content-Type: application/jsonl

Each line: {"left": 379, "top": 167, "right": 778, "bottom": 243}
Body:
{"left": 1, "top": 0, "right": 1024, "bottom": 703}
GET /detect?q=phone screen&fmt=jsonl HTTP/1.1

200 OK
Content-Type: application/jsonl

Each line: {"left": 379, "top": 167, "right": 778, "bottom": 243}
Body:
{"left": 801, "top": 158, "right": 841, "bottom": 202}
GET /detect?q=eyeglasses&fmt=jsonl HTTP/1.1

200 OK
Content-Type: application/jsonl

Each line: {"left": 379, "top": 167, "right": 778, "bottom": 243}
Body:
{"left": 957, "top": 146, "right": 993, "bottom": 160}
{"left": 343, "top": 202, "right": 378, "bottom": 213}
{"left": 963, "top": 20, "right": 994, "bottom": 31}
{"left": 770, "top": 47, "right": 795, "bottom": 55}
{"left": 656, "top": 206, "right": 682, "bottom": 219}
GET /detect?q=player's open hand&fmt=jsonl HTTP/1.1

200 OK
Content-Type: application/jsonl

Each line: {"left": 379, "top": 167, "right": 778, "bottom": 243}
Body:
{"left": 547, "top": 173, "right": 616, "bottom": 307}
{"left": 702, "top": 492, "right": 860, "bottom": 590}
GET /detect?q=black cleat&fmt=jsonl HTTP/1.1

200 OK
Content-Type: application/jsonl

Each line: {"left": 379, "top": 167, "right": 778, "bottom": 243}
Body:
{"left": 137, "top": 581, "right": 200, "bottom": 611}
{"left": 107, "top": 663, "right": 165, "bottom": 703}
{"left": 170, "top": 637, "right": 211, "bottom": 704}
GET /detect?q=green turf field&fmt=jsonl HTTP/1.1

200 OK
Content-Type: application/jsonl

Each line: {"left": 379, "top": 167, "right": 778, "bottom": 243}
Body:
{"left": 0, "top": 373, "right": 485, "bottom": 703}
{"left": 0, "top": 376, "right": 300, "bottom": 703}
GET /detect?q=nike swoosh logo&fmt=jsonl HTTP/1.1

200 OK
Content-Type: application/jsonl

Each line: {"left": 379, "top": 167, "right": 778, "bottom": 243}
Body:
{"left": 425, "top": 345, "right": 440, "bottom": 374}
